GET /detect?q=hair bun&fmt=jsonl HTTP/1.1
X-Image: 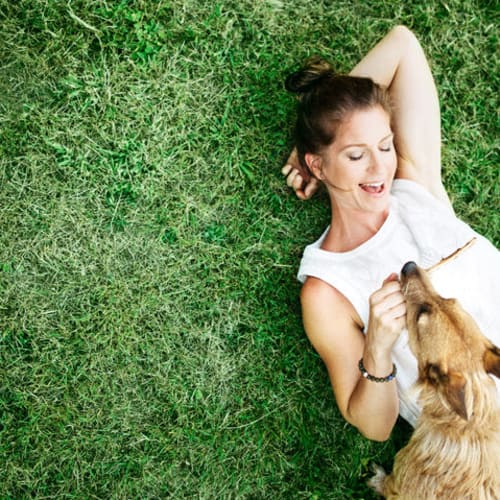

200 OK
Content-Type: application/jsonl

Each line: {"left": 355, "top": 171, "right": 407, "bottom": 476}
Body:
{"left": 285, "top": 56, "right": 335, "bottom": 94}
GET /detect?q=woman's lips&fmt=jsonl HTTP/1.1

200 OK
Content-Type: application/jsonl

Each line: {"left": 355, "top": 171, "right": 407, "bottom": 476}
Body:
{"left": 359, "top": 181, "right": 384, "bottom": 194}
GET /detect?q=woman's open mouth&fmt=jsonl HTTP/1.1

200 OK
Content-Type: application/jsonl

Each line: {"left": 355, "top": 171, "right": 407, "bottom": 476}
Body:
{"left": 359, "top": 181, "right": 385, "bottom": 194}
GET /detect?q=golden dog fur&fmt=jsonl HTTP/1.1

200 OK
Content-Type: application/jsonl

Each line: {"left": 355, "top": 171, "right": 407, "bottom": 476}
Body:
{"left": 369, "top": 261, "right": 500, "bottom": 499}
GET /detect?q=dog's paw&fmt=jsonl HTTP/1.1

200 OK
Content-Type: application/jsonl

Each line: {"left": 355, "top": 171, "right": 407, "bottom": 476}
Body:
{"left": 367, "top": 463, "right": 387, "bottom": 495}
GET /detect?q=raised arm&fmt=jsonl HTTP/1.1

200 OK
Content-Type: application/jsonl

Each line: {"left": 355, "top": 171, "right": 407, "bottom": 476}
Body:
{"left": 350, "top": 25, "right": 451, "bottom": 207}
{"left": 283, "top": 26, "right": 452, "bottom": 208}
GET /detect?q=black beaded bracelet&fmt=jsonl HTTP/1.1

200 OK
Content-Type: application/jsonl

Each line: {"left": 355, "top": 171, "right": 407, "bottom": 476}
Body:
{"left": 358, "top": 358, "right": 397, "bottom": 383}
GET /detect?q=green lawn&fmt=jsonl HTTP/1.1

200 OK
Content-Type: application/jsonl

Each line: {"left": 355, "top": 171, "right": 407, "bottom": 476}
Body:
{"left": 0, "top": 1, "right": 497, "bottom": 498}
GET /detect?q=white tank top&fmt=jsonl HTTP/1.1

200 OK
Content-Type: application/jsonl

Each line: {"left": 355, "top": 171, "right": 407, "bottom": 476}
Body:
{"left": 297, "top": 179, "right": 500, "bottom": 426}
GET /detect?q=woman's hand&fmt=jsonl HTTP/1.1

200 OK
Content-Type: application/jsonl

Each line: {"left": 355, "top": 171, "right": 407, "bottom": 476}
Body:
{"left": 365, "top": 273, "right": 406, "bottom": 356}
{"left": 281, "top": 148, "right": 321, "bottom": 200}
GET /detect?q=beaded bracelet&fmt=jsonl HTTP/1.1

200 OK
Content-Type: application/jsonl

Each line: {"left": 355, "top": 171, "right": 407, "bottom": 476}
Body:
{"left": 358, "top": 358, "right": 397, "bottom": 383}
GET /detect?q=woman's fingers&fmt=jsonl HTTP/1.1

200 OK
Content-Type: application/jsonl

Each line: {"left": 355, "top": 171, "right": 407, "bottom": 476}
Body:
{"left": 371, "top": 296, "right": 406, "bottom": 323}
{"left": 302, "top": 177, "right": 321, "bottom": 200}
{"left": 383, "top": 272, "right": 399, "bottom": 284}
{"left": 283, "top": 166, "right": 309, "bottom": 196}
{"left": 281, "top": 163, "right": 319, "bottom": 200}
{"left": 370, "top": 279, "right": 404, "bottom": 306}
{"left": 368, "top": 275, "right": 407, "bottom": 345}
{"left": 281, "top": 164, "right": 293, "bottom": 176}
{"left": 292, "top": 172, "right": 304, "bottom": 191}
{"left": 284, "top": 168, "right": 304, "bottom": 189}
{"left": 284, "top": 148, "right": 300, "bottom": 170}
{"left": 282, "top": 147, "right": 321, "bottom": 200}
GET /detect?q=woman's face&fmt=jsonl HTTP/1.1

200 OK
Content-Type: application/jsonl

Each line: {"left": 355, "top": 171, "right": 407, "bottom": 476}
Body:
{"left": 312, "top": 105, "right": 397, "bottom": 213}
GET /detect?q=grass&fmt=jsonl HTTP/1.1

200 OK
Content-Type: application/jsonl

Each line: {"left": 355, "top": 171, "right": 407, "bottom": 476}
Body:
{"left": 0, "top": 0, "right": 497, "bottom": 498}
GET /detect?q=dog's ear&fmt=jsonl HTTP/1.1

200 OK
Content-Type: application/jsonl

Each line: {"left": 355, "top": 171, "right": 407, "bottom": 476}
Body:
{"left": 426, "top": 364, "right": 468, "bottom": 420}
{"left": 483, "top": 344, "right": 500, "bottom": 378}
{"left": 442, "top": 372, "right": 468, "bottom": 420}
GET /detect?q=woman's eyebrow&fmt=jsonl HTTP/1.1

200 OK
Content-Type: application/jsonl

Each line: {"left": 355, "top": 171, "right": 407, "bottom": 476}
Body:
{"left": 340, "top": 133, "right": 394, "bottom": 151}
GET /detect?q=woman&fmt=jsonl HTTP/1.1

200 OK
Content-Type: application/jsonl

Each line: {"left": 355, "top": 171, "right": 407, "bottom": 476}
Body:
{"left": 282, "top": 26, "right": 500, "bottom": 441}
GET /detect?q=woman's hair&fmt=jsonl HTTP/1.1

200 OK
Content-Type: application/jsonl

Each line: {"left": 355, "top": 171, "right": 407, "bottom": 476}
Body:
{"left": 285, "top": 56, "right": 392, "bottom": 173}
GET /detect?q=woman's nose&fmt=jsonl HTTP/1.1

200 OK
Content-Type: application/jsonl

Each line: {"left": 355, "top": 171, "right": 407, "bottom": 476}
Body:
{"left": 367, "top": 150, "right": 385, "bottom": 173}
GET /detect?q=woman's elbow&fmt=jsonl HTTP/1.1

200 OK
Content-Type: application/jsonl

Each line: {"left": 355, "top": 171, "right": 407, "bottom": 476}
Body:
{"left": 342, "top": 416, "right": 394, "bottom": 441}
{"left": 359, "top": 413, "right": 398, "bottom": 441}
{"left": 344, "top": 408, "right": 396, "bottom": 442}
{"left": 358, "top": 426, "right": 392, "bottom": 442}
{"left": 391, "top": 24, "right": 414, "bottom": 40}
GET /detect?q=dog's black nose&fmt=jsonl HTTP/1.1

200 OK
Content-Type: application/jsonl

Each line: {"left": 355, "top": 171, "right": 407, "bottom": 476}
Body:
{"left": 401, "top": 261, "right": 418, "bottom": 277}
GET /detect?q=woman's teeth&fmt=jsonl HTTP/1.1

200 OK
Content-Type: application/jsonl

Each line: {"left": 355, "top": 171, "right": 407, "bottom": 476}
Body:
{"left": 360, "top": 182, "right": 384, "bottom": 193}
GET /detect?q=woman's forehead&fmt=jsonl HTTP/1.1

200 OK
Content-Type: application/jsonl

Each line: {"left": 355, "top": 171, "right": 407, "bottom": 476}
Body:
{"left": 335, "top": 106, "right": 392, "bottom": 147}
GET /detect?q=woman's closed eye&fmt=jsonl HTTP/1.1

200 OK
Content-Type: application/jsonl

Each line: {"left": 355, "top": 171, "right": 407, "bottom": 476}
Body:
{"left": 348, "top": 151, "right": 364, "bottom": 161}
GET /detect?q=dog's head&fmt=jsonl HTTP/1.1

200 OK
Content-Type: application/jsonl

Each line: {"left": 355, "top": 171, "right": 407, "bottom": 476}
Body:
{"left": 400, "top": 261, "right": 500, "bottom": 420}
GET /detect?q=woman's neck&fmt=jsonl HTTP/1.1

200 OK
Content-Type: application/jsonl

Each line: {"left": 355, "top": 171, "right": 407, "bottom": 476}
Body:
{"left": 321, "top": 205, "right": 390, "bottom": 253}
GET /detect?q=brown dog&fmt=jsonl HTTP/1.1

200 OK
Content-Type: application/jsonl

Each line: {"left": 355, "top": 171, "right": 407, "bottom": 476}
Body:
{"left": 369, "top": 261, "right": 500, "bottom": 498}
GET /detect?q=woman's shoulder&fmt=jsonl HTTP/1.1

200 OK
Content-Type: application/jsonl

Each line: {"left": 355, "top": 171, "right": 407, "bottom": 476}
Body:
{"left": 301, "top": 277, "right": 364, "bottom": 338}
{"left": 301, "top": 275, "right": 342, "bottom": 298}
{"left": 391, "top": 178, "right": 457, "bottom": 218}
{"left": 301, "top": 276, "right": 360, "bottom": 317}
{"left": 392, "top": 176, "right": 453, "bottom": 211}
{"left": 392, "top": 177, "right": 443, "bottom": 200}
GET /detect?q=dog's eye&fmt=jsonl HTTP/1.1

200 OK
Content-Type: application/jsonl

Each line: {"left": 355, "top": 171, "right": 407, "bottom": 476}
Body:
{"left": 417, "top": 303, "right": 432, "bottom": 320}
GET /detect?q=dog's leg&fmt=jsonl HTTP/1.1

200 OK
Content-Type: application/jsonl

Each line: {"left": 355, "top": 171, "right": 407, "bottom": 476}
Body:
{"left": 367, "top": 464, "right": 387, "bottom": 496}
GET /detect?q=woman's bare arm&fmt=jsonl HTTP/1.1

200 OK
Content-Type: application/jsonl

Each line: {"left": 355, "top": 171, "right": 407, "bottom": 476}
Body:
{"left": 350, "top": 25, "right": 451, "bottom": 207}
{"left": 301, "top": 277, "right": 404, "bottom": 441}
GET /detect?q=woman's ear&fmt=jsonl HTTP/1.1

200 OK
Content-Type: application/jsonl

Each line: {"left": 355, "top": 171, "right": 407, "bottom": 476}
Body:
{"left": 304, "top": 153, "right": 323, "bottom": 180}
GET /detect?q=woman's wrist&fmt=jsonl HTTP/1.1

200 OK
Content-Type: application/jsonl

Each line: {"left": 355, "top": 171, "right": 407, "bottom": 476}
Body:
{"left": 362, "top": 345, "right": 394, "bottom": 377}
{"left": 358, "top": 357, "right": 397, "bottom": 383}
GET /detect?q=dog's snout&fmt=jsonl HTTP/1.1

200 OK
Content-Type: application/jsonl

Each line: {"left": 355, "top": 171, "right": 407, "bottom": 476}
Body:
{"left": 401, "top": 261, "right": 418, "bottom": 277}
